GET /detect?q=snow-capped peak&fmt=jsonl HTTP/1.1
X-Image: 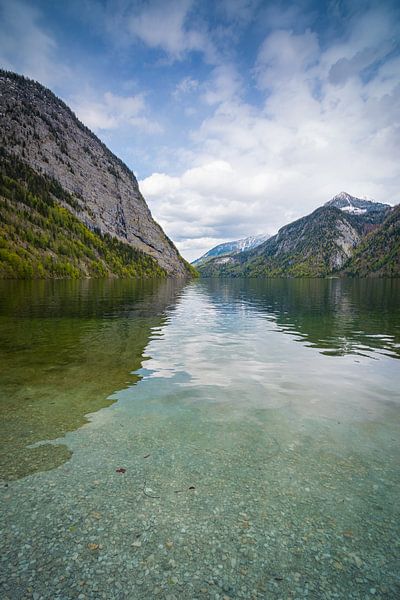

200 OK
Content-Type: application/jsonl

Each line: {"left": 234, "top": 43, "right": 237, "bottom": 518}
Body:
{"left": 332, "top": 191, "right": 355, "bottom": 203}
{"left": 192, "top": 233, "right": 270, "bottom": 265}
{"left": 325, "top": 192, "right": 389, "bottom": 215}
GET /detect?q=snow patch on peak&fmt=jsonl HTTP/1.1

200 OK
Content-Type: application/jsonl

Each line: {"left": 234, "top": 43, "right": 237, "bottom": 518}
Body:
{"left": 235, "top": 233, "right": 270, "bottom": 252}
{"left": 192, "top": 233, "right": 270, "bottom": 265}
{"left": 341, "top": 206, "right": 367, "bottom": 215}
{"left": 325, "top": 192, "right": 389, "bottom": 215}
{"left": 333, "top": 191, "right": 354, "bottom": 202}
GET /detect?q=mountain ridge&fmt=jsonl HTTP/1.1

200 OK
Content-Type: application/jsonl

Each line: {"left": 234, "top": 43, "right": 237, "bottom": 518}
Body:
{"left": 342, "top": 204, "right": 400, "bottom": 277}
{"left": 324, "top": 191, "right": 390, "bottom": 217}
{"left": 192, "top": 233, "right": 270, "bottom": 266}
{"left": 0, "top": 69, "right": 193, "bottom": 278}
{"left": 197, "top": 193, "right": 397, "bottom": 278}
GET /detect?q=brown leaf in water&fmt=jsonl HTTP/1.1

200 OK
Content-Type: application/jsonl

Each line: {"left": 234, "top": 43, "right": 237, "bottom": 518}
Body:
{"left": 343, "top": 530, "right": 353, "bottom": 537}
{"left": 87, "top": 543, "right": 100, "bottom": 551}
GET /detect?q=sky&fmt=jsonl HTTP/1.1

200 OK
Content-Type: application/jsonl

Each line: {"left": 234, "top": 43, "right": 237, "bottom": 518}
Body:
{"left": 0, "top": 0, "right": 399, "bottom": 261}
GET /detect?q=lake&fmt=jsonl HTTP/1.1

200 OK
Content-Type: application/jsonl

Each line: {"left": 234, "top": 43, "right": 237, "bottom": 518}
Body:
{"left": 0, "top": 278, "right": 399, "bottom": 599}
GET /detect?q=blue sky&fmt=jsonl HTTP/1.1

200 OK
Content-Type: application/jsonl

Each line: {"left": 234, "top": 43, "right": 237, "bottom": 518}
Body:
{"left": 0, "top": 0, "right": 399, "bottom": 260}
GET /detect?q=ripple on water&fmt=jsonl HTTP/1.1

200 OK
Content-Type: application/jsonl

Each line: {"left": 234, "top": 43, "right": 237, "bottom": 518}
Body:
{"left": 0, "top": 278, "right": 399, "bottom": 599}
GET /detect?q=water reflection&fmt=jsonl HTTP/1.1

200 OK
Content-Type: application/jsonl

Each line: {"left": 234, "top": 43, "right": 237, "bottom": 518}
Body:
{"left": 132, "top": 280, "right": 399, "bottom": 426}
{"left": 1, "top": 278, "right": 399, "bottom": 481}
{"left": 200, "top": 278, "right": 400, "bottom": 359}
{"left": 0, "top": 279, "right": 186, "bottom": 480}
{"left": 0, "top": 278, "right": 184, "bottom": 319}
{"left": 0, "top": 279, "right": 399, "bottom": 599}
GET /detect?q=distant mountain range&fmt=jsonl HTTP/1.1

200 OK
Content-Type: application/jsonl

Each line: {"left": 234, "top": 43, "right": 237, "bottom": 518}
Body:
{"left": 198, "top": 192, "right": 399, "bottom": 278}
{"left": 192, "top": 233, "right": 270, "bottom": 266}
{"left": 0, "top": 70, "right": 194, "bottom": 279}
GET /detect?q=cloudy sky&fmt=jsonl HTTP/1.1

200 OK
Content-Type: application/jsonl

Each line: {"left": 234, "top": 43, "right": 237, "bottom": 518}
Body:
{"left": 1, "top": 0, "right": 399, "bottom": 260}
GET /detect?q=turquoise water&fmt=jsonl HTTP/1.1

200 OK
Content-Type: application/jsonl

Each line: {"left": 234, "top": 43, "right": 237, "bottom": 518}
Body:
{"left": 0, "top": 278, "right": 399, "bottom": 599}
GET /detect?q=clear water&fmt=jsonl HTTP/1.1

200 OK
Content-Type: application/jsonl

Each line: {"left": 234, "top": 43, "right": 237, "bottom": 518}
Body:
{"left": 0, "top": 278, "right": 399, "bottom": 599}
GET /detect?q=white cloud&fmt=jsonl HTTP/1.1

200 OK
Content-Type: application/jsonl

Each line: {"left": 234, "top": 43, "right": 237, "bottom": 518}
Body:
{"left": 0, "top": 0, "right": 71, "bottom": 86}
{"left": 326, "top": 8, "right": 399, "bottom": 86}
{"left": 175, "top": 235, "right": 227, "bottom": 260}
{"left": 140, "top": 5, "right": 400, "bottom": 262}
{"left": 142, "top": 172, "right": 181, "bottom": 195}
{"left": 72, "top": 90, "right": 163, "bottom": 133}
{"left": 140, "top": 158, "right": 288, "bottom": 259}
{"left": 1, "top": 0, "right": 399, "bottom": 265}
{"left": 255, "top": 28, "right": 320, "bottom": 89}
{"left": 125, "top": 0, "right": 216, "bottom": 61}
{"left": 173, "top": 76, "right": 200, "bottom": 97}
{"left": 201, "top": 63, "right": 243, "bottom": 105}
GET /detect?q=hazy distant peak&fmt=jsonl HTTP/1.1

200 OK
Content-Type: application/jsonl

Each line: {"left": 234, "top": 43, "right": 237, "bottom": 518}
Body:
{"left": 192, "top": 233, "right": 270, "bottom": 265}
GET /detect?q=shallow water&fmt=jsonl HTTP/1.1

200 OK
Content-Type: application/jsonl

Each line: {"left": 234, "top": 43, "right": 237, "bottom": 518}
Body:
{"left": 0, "top": 278, "right": 399, "bottom": 599}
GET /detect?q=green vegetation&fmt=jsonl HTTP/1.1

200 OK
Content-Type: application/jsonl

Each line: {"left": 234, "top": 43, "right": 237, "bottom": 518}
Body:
{"left": 342, "top": 206, "right": 400, "bottom": 277}
{"left": 199, "top": 208, "right": 355, "bottom": 278}
{"left": 182, "top": 259, "right": 199, "bottom": 278}
{"left": 199, "top": 256, "right": 333, "bottom": 278}
{"left": 199, "top": 205, "right": 399, "bottom": 279}
{"left": 0, "top": 152, "right": 166, "bottom": 279}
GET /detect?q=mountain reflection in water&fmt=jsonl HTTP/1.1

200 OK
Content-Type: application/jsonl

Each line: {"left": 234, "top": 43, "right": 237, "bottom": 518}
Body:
{"left": 202, "top": 278, "right": 400, "bottom": 359}
{"left": 0, "top": 278, "right": 186, "bottom": 479}
{"left": 0, "top": 277, "right": 398, "bottom": 480}
{"left": 0, "top": 277, "right": 399, "bottom": 600}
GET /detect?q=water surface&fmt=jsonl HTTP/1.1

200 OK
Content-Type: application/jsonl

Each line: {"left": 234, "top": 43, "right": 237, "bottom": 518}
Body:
{"left": 0, "top": 278, "right": 399, "bottom": 599}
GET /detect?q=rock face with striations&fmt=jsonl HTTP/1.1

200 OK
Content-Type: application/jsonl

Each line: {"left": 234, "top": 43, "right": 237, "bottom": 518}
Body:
{"left": 198, "top": 193, "right": 394, "bottom": 278}
{"left": 0, "top": 70, "right": 190, "bottom": 276}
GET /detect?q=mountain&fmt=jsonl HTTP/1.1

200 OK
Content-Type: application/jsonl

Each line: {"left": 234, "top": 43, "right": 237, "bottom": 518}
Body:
{"left": 192, "top": 233, "right": 270, "bottom": 266}
{"left": 325, "top": 192, "right": 390, "bottom": 218}
{"left": 198, "top": 193, "right": 395, "bottom": 278}
{"left": 342, "top": 204, "right": 400, "bottom": 277}
{"left": 0, "top": 70, "right": 194, "bottom": 279}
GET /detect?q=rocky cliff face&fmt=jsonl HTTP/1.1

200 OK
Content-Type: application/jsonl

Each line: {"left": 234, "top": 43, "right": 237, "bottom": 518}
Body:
{"left": 245, "top": 206, "right": 364, "bottom": 276}
{"left": 0, "top": 70, "right": 190, "bottom": 276}
{"left": 198, "top": 195, "right": 396, "bottom": 278}
{"left": 342, "top": 205, "right": 400, "bottom": 277}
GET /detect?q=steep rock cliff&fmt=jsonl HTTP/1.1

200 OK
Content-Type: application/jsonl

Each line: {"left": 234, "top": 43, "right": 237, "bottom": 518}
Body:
{"left": 0, "top": 70, "right": 191, "bottom": 277}
{"left": 198, "top": 197, "right": 395, "bottom": 278}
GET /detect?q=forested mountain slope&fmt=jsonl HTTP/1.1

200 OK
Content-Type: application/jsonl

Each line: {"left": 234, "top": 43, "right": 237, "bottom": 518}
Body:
{"left": 198, "top": 197, "right": 395, "bottom": 278}
{"left": 0, "top": 70, "right": 193, "bottom": 278}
